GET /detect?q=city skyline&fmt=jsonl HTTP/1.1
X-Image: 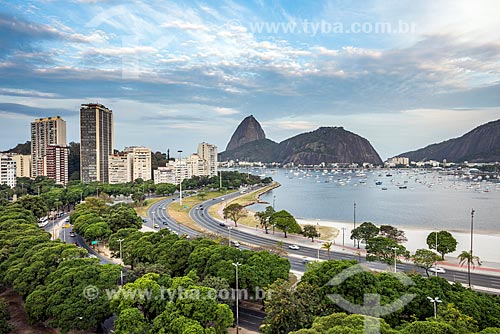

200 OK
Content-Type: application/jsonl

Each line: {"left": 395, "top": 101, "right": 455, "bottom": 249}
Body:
{"left": 1, "top": 1, "right": 500, "bottom": 159}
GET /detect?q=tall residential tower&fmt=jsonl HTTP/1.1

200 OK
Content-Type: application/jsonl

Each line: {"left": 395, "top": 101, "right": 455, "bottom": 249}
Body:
{"left": 80, "top": 103, "right": 114, "bottom": 183}
{"left": 31, "top": 116, "right": 66, "bottom": 179}
{"left": 197, "top": 142, "right": 217, "bottom": 176}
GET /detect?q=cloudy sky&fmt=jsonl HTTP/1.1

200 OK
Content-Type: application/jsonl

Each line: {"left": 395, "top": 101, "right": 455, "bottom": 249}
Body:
{"left": 1, "top": 0, "right": 499, "bottom": 159}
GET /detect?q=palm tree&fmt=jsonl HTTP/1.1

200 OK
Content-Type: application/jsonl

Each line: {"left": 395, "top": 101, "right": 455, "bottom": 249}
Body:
{"left": 322, "top": 242, "right": 333, "bottom": 260}
{"left": 458, "top": 250, "right": 482, "bottom": 288}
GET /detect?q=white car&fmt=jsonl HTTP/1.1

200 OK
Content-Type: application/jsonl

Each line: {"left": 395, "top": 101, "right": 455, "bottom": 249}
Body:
{"left": 231, "top": 240, "right": 240, "bottom": 248}
{"left": 288, "top": 244, "right": 300, "bottom": 250}
{"left": 429, "top": 266, "right": 446, "bottom": 274}
{"left": 153, "top": 224, "right": 159, "bottom": 229}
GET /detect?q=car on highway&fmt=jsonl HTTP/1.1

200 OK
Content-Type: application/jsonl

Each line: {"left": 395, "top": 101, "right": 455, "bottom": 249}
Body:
{"left": 288, "top": 244, "right": 300, "bottom": 250}
{"left": 219, "top": 222, "right": 226, "bottom": 227}
{"left": 153, "top": 224, "right": 159, "bottom": 228}
{"left": 69, "top": 231, "right": 76, "bottom": 237}
{"left": 231, "top": 240, "right": 240, "bottom": 248}
{"left": 162, "top": 221, "right": 168, "bottom": 225}
{"left": 429, "top": 266, "right": 446, "bottom": 274}
{"left": 302, "top": 258, "right": 311, "bottom": 264}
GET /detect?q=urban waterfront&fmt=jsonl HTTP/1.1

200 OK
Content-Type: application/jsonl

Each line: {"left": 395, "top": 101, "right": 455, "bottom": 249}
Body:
{"left": 247, "top": 168, "right": 500, "bottom": 234}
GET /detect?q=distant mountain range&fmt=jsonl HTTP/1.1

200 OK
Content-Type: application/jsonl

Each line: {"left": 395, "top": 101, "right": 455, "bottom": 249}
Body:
{"left": 219, "top": 116, "right": 383, "bottom": 165}
{"left": 398, "top": 119, "right": 500, "bottom": 163}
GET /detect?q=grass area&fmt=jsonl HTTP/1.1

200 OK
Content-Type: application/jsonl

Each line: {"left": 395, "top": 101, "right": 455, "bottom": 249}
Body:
{"left": 167, "top": 191, "right": 235, "bottom": 232}
{"left": 209, "top": 182, "right": 280, "bottom": 225}
{"left": 134, "top": 197, "right": 167, "bottom": 217}
{"left": 317, "top": 225, "right": 339, "bottom": 241}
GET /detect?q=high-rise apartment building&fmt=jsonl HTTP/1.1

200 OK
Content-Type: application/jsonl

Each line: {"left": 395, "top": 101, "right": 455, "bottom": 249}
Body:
{"left": 197, "top": 142, "right": 217, "bottom": 176}
{"left": 12, "top": 154, "right": 31, "bottom": 178}
{"left": 125, "top": 146, "right": 152, "bottom": 181}
{"left": 31, "top": 116, "right": 66, "bottom": 178}
{"left": 108, "top": 153, "right": 133, "bottom": 184}
{"left": 80, "top": 103, "right": 113, "bottom": 183}
{"left": 0, "top": 155, "right": 16, "bottom": 188}
{"left": 45, "top": 145, "right": 69, "bottom": 185}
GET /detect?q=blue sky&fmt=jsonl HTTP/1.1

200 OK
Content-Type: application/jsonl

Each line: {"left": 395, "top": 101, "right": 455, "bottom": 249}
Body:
{"left": 1, "top": 0, "right": 499, "bottom": 159}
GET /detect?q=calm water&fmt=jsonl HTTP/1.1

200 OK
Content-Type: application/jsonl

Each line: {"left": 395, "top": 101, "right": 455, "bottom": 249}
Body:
{"left": 246, "top": 168, "right": 500, "bottom": 233}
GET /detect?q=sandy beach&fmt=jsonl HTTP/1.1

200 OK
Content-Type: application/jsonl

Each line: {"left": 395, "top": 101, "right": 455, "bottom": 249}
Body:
{"left": 297, "top": 218, "right": 500, "bottom": 263}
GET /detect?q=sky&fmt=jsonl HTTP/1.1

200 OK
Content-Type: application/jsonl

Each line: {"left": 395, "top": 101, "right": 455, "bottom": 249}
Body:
{"left": 0, "top": 0, "right": 499, "bottom": 159}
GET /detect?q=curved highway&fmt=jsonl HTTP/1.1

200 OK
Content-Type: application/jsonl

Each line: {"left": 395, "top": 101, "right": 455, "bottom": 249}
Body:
{"left": 145, "top": 188, "right": 500, "bottom": 292}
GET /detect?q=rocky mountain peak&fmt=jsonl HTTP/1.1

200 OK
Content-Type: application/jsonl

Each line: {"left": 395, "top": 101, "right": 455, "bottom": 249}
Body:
{"left": 225, "top": 115, "right": 266, "bottom": 151}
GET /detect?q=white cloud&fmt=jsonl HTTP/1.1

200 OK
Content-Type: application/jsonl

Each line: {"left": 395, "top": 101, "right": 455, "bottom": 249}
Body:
{"left": 0, "top": 88, "right": 59, "bottom": 98}
{"left": 214, "top": 107, "right": 239, "bottom": 115}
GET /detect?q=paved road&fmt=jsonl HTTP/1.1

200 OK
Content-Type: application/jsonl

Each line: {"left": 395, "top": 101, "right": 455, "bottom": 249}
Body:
{"left": 146, "top": 190, "right": 500, "bottom": 291}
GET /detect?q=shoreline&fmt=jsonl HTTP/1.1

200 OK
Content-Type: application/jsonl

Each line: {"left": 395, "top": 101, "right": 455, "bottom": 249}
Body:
{"left": 295, "top": 218, "right": 500, "bottom": 263}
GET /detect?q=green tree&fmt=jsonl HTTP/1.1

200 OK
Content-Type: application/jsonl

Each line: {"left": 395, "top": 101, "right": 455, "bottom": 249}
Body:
{"left": 351, "top": 222, "right": 379, "bottom": 248}
{"left": 83, "top": 222, "right": 111, "bottom": 241}
{"left": 255, "top": 206, "right": 275, "bottom": 234}
{"left": 107, "top": 204, "right": 142, "bottom": 232}
{"left": 115, "top": 308, "right": 150, "bottom": 334}
{"left": 16, "top": 195, "right": 48, "bottom": 221}
{"left": 413, "top": 249, "right": 441, "bottom": 277}
{"left": 302, "top": 225, "right": 320, "bottom": 242}
{"left": 154, "top": 183, "right": 177, "bottom": 196}
{"left": 365, "top": 236, "right": 410, "bottom": 265}
{"left": 322, "top": 241, "right": 333, "bottom": 260}
{"left": 379, "top": 225, "right": 407, "bottom": 243}
{"left": 288, "top": 312, "right": 397, "bottom": 334}
{"left": 269, "top": 210, "right": 301, "bottom": 238}
{"left": 400, "top": 321, "right": 459, "bottom": 334}
{"left": 0, "top": 298, "right": 11, "bottom": 334}
{"left": 223, "top": 203, "right": 245, "bottom": 227}
{"left": 427, "top": 231, "right": 458, "bottom": 260}
{"left": 458, "top": 250, "right": 482, "bottom": 288}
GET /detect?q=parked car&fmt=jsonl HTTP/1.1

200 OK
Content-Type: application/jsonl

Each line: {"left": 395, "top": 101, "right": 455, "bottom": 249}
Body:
{"left": 288, "top": 244, "right": 300, "bottom": 250}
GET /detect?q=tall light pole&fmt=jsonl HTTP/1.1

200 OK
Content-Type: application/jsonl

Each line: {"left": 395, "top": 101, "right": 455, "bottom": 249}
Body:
{"left": 96, "top": 187, "right": 99, "bottom": 198}
{"left": 341, "top": 227, "right": 346, "bottom": 247}
{"left": 353, "top": 201, "right": 357, "bottom": 247}
{"left": 427, "top": 296, "right": 442, "bottom": 319}
{"left": 219, "top": 170, "right": 222, "bottom": 191}
{"left": 117, "top": 238, "right": 124, "bottom": 285}
{"left": 435, "top": 231, "right": 439, "bottom": 277}
{"left": 469, "top": 209, "right": 475, "bottom": 288}
{"left": 228, "top": 227, "right": 232, "bottom": 246}
{"left": 391, "top": 247, "right": 398, "bottom": 272}
{"left": 272, "top": 195, "right": 276, "bottom": 210}
{"left": 152, "top": 212, "right": 156, "bottom": 227}
{"left": 232, "top": 262, "right": 241, "bottom": 334}
{"left": 178, "top": 150, "right": 183, "bottom": 207}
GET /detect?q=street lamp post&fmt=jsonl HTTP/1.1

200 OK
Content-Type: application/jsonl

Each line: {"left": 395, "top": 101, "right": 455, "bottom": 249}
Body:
{"left": 272, "top": 195, "right": 276, "bottom": 210}
{"left": 469, "top": 209, "right": 475, "bottom": 288}
{"left": 391, "top": 247, "right": 398, "bottom": 272}
{"left": 435, "top": 231, "right": 439, "bottom": 277}
{"left": 228, "top": 227, "right": 232, "bottom": 246}
{"left": 178, "top": 150, "right": 183, "bottom": 206}
{"left": 219, "top": 170, "right": 222, "bottom": 191}
{"left": 353, "top": 201, "right": 357, "bottom": 247}
{"left": 117, "top": 238, "right": 124, "bottom": 285}
{"left": 232, "top": 262, "right": 241, "bottom": 334}
{"left": 152, "top": 212, "right": 156, "bottom": 226}
{"left": 427, "top": 296, "right": 442, "bottom": 319}
{"left": 341, "top": 227, "right": 346, "bottom": 247}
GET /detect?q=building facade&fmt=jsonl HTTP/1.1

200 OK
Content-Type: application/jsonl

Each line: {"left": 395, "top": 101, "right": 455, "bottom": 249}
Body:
{"left": 108, "top": 153, "right": 133, "bottom": 184}
{"left": 126, "top": 146, "right": 152, "bottom": 181}
{"left": 153, "top": 153, "right": 209, "bottom": 185}
{"left": 80, "top": 103, "right": 113, "bottom": 183}
{"left": 197, "top": 142, "right": 217, "bottom": 176}
{"left": 30, "top": 116, "right": 66, "bottom": 178}
{"left": 12, "top": 154, "right": 31, "bottom": 178}
{"left": 0, "top": 155, "right": 16, "bottom": 188}
{"left": 45, "top": 145, "right": 69, "bottom": 185}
